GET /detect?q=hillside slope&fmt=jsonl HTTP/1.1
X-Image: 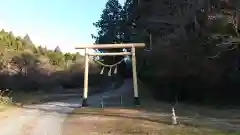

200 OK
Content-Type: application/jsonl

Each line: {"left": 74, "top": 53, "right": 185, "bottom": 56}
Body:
{"left": 0, "top": 29, "right": 103, "bottom": 93}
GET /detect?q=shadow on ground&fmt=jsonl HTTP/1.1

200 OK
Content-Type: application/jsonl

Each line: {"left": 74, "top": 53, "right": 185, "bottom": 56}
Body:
{"left": 61, "top": 107, "right": 238, "bottom": 135}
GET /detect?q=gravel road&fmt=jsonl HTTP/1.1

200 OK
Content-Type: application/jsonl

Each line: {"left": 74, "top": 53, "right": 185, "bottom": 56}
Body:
{"left": 0, "top": 79, "right": 132, "bottom": 135}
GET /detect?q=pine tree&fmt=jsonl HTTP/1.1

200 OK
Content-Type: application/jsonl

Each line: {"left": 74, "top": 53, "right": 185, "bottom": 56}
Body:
{"left": 54, "top": 45, "right": 61, "bottom": 53}
{"left": 92, "top": 0, "right": 124, "bottom": 65}
{"left": 120, "top": 0, "right": 137, "bottom": 42}
{"left": 93, "top": 0, "right": 123, "bottom": 44}
{"left": 23, "top": 34, "right": 33, "bottom": 45}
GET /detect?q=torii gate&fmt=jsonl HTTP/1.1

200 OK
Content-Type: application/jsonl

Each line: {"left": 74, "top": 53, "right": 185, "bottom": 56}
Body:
{"left": 75, "top": 43, "right": 145, "bottom": 107}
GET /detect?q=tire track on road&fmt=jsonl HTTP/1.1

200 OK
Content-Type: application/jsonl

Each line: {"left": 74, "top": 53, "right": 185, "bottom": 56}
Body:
{"left": 0, "top": 79, "right": 131, "bottom": 135}
{"left": 0, "top": 109, "right": 40, "bottom": 135}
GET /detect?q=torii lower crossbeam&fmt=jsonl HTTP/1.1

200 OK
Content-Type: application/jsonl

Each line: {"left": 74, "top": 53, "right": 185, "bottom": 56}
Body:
{"left": 75, "top": 43, "right": 145, "bottom": 107}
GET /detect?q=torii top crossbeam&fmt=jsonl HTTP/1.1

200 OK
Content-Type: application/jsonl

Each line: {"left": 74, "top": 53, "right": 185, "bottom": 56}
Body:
{"left": 75, "top": 43, "right": 145, "bottom": 107}
{"left": 75, "top": 43, "right": 145, "bottom": 49}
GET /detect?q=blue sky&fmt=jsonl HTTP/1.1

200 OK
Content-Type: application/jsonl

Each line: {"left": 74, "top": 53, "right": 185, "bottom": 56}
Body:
{"left": 0, "top": 0, "right": 125, "bottom": 53}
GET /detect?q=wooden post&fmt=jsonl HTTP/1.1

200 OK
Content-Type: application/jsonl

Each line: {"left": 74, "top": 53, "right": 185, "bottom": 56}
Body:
{"left": 172, "top": 106, "right": 178, "bottom": 125}
{"left": 82, "top": 48, "right": 89, "bottom": 107}
{"left": 100, "top": 97, "right": 104, "bottom": 108}
{"left": 131, "top": 46, "right": 140, "bottom": 105}
{"left": 75, "top": 43, "right": 145, "bottom": 107}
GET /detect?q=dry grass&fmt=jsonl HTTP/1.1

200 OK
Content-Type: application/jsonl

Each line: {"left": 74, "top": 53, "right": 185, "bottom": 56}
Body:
{"left": 137, "top": 80, "right": 240, "bottom": 132}
{"left": 0, "top": 91, "right": 26, "bottom": 119}
{"left": 10, "top": 89, "right": 80, "bottom": 105}
{"left": 0, "top": 90, "right": 63, "bottom": 108}
{"left": 0, "top": 104, "right": 15, "bottom": 111}
{"left": 0, "top": 104, "right": 23, "bottom": 121}
{"left": 11, "top": 92, "right": 42, "bottom": 105}
{"left": 63, "top": 108, "right": 233, "bottom": 135}
{"left": 63, "top": 79, "right": 240, "bottom": 135}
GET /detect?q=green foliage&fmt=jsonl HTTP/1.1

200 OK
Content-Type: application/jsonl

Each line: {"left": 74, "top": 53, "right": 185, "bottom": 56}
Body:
{"left": 0, "top": 29, "right": 80, "bottom": 68}
{"left": 93, "top": 0, "right": 240, "bottom": 104}
{"left": 93, "top": 0, "right": 123, "bottom": 44}
{"left": 92, "top": 0, "right": 138, "bottom": 44}
{"left": 92, "top": 0, "right": 137, "bottom": 66}
{"left": 37, "top": 46, "right": 47, "bottom": 55}
{"left": 46, "top": 51, "right": 64, "bottom": 66}
{"left": 54, "top": 45, "right": 61, "bottom": 53}
{"left": 0, "top": 28, "right": 104, "bottom": 93}
{"left": 64, "top": 53, "right": 73, "bottom": 61}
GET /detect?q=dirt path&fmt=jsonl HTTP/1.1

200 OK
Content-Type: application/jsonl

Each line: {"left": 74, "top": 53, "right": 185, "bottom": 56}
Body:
{"left": 0, "top": 79, "right": 132, "bottom": 135}
{"left": 0, "top": 79, "right": 239, "bottom": 134}
{"left": 0, "top": 102, "right": 76, "bottom": 135}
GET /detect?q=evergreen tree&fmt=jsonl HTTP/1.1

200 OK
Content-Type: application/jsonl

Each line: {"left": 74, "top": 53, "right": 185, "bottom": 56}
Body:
{"left": 23, "top": 34, "right": 33, "bottom": 45}
{"left": 54, "top": 45, "right": 61, "bottom": 53}
{"left": 93, "top": 0, "right": 123, "bottom": 44}
{"left": 92, "top": 0, "right": 124, "bottom": 65}
{"left": 120, "top": 0, "right": 137, "bottom": 42}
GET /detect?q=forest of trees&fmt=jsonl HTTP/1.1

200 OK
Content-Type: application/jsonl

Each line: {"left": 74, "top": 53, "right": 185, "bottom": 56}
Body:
{"left": 1, "top": 0, "right": 240, "bottom": 105}
{"left": 0, "top": 29, "right": 102, "bottom": 92}
{"left": 93, "top": 0, "right": 240, "bottom": 105}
